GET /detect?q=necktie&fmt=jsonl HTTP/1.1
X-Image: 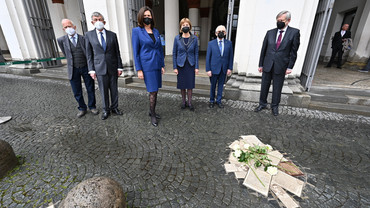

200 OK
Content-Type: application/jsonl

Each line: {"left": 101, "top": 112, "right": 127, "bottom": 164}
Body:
{"left": 219, "top": 40, "right": 223, "bottom": 56}
{"left": 276, "top": 30, "right": 284, "bottom": 50}
{"left": 71, "top": 36, "right": 77, "bottom": 47}
{"left": 100, "top": 32, "right": 106, "bottom": 51}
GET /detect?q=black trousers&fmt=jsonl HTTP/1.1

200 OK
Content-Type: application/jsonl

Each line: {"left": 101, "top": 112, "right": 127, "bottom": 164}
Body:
{"left": 259, "top": 66, "right": 285, "bottom": 109}
{"left": 97, "top": 73, "right": 118, "bottom": 112}
{"left": 327, "top": 47, "right": 343, "bottom": 67}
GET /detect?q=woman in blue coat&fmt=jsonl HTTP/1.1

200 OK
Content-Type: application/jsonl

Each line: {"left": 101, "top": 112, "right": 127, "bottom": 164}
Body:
{"left": 173, "top": 18, "right": 199, "bottom": 111}
{"left": 132, "top": 6, "right": 165, "bottom": 127}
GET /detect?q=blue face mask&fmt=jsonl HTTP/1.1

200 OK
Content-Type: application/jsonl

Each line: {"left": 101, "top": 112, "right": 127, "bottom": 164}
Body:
{"left": 65, "top": 27, "right": 76, "bottom": 36}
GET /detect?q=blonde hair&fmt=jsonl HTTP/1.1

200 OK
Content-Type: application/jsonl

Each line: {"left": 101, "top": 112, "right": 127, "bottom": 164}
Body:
{"left": 179, "top": 18, "right": 192, "bottom": 33}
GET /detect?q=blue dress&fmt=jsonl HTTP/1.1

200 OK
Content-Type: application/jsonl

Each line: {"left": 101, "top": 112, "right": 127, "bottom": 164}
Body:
{"left": 176, "top": 38, "right": 195, "bottom": 89}
{"left": 131, "top": 27, "right": 164, "bottom": 92}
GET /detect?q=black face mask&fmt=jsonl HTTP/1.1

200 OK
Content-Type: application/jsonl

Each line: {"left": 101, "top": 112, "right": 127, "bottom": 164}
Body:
{"left": 217, "top": 32, "right": 225, "bottom": 39}
{"left": 277, "top": 21, "right": 285, "bottom": 29}
{"left": 143, "top": 17, "right": 152, "bottom": 25}
{"left": 182, "top": 26, "right": 190, "bottom": 33}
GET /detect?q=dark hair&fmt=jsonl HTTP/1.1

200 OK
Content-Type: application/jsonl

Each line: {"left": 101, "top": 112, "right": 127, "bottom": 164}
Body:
{"left": 137, "top": 6, "right": 155, "bottom": 29}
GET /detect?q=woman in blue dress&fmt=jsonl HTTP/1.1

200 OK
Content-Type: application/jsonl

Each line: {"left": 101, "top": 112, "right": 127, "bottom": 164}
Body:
{"left": 132, "top": 6, "right": 165, "bottom": 127}
{"left": 173, "top": 18, "right": 199, "bottom": 111}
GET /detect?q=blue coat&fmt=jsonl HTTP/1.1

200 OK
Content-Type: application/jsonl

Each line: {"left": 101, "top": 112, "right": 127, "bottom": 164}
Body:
{"left": 132, "top": 27, "right": 164, "bottom": 72}
{"left": 206, "top": 38, "right": 234, "bottom": 74}
{"left": 172, "top": 34, "right": 199, "bottom": 69}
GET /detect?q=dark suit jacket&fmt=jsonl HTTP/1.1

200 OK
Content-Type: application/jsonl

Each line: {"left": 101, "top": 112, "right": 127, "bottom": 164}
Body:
{"left": 85, "top": 29, "right": 123, "bottom": 76}
{"left": 332, "top": 30, "right": 351, "bottom": 49}
{"left": 172, "top": 34, "right": 199, "bottom": 69}
{"left": 259, "top": 26, "right": 300, "bottom": 74}
{"left": 57, "top": 34, "right": 86, "bottom": 80}
{"left": 206, "top": 38, "right": 233, "bottom": 74}
{"left": 131, "top": 27, "right": 164, "bottom": 72}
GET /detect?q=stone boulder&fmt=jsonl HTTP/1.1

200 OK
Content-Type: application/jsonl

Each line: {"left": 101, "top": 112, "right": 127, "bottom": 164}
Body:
{"left": 59, "top": 177, "right": 126, "bottom": 208}
{"left": 0, "top": 139, "right": 19, "bottom": 179}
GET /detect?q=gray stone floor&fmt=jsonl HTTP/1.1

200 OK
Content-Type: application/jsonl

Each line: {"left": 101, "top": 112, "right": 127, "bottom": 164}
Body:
{"left": 0, "top": 73, "right": 369, "bottom": 208}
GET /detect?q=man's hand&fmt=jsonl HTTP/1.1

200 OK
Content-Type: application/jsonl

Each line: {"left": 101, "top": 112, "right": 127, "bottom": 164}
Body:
{"left": 138, "top": 70, "right": 144, "bottom": 80}
{"left": 90, "top": 73, "right": 96, "bottom": 80}
{"left": 207, "top": 71, "right": 212, "bottom": 77}
{"left": 174, "top": 69, "right": 178, "bottom": 75}
{"left": 258, "top": 67, "right": 263, "bottom": 73}
{"left": 227, "top": 69, "right": 232, "bottom": 76}
{"left": 195, "top": 69, "right": 199, "bottom": 75}
{"left": 161, "top": 67, "right": 165, "bottom": 74}
{"left": 286, "top": 69, "right": 292, "bottom": 75}
{"left": 118, "top": 70, "right": 123, "bottom": 76}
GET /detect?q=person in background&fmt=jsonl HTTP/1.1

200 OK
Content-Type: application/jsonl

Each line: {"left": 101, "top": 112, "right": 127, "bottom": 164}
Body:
{"left": 132, "top": 6, "right": 165, "bottom": 127}
{"left": 173, "top": 18, "right": 199, "bottom": 111}
{"left": 326, "top": 24, "right": 351, "bottom": 69}
{"left": 206, "top": 25, "right": 233, "bottom": 109}
{"left": 57, "top": 19, "right": 98, "bottom": 118}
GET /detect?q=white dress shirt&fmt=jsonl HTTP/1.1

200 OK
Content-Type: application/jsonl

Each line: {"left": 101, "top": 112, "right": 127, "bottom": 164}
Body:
{"left": 95, "top": 29, "right": 106, "bottom": 46}
{"left": 68, "top": 33, "right": 78, "bottom": 45}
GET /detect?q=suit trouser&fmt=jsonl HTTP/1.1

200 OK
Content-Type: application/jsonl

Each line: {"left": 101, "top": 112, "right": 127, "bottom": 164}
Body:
{"left": 259, "top": 66, "right": 285, "bottom": 108}
{"left": 209, "top": 71, "right": 226, "bottom": 103}
{"left": 70, "top": 66, "right": 96, "bottom": 111}
{"left": 97, "top": 73, "right": 118, "bottom": 112}
{"left": 328, "top": 47, "right": 343, "bottom": 67}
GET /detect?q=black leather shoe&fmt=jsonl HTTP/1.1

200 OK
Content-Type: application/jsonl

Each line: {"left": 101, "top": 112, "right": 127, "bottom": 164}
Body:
{"left": 77, "top": 110, "right": 87, "bottom": 118}
{"left": 149, "top": 112, "right": 161, "bottom": 119}
{"left": 217, "top": 103, "right": 224, "bottom": 108}
{"left": 272, "top": 107, "right": 279, "bottom": 116}
{"left": 254, "top": 105, "right": 266, "bottom": 112}
{"left": 151, "top": 116, "right": 158, "bottom": 127}
{"left": 181, "top": 103, "right": 187, "bottom": 109}
{"left": 209, "top": 102, "right": 214, "bottom": 108}
{"left": 189, "top": 105, "right": 195, "bottom": 111}
{"left": 101, "top": 111, "right": 109, "bottom": 120}
{"left": 112, "top": 108, "right": 123, "bottom": 115}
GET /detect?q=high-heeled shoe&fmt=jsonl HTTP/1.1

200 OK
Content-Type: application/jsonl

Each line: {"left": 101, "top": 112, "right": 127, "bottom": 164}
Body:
{"left": 148, "top": 112, "right": 161, "bottom": 119}
{"left": 151, "top": 116, "right": 158, "bottom": 127}
{"left": 181, "top": 103, "right": 187, "bottom": 109}
{"left": 188, "top": 105, "right": 195, "bottom": 111}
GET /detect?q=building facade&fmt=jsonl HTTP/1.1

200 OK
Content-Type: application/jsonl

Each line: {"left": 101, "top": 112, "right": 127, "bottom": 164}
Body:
{"left": 1, "top": 0, "right": 369, "bottom": 105}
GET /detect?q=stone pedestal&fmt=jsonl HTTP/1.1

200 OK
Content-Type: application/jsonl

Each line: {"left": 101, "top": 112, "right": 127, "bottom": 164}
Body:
{"left": 59, "top": 177, "right": 126, "bottom": 208}
{"left": 225, "top": 75, "right": 311, "bottom": 108}
{"left": 0, "top": 139, "right": 19, "bottom": 179}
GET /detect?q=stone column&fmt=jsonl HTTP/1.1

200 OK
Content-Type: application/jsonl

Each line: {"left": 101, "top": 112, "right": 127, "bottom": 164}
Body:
{"left": 199, "top": 0, "right": 211, "bottom": 51}
{"left": 164, "top": 0, "right": 179, "bottom": 55}
{"left": 188, "top": 0, "right": 200, "bottom": 44}
{"left": 348, "top": 0, "right": 370, "bottom": 63}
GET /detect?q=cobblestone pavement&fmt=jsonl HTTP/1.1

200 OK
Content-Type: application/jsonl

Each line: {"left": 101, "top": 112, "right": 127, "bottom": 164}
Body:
{"left": 0, "top": 73, "right": 369, "bottom": 208}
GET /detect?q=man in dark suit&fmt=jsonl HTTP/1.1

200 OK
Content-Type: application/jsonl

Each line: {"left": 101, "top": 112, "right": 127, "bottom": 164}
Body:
{"left": 85, "top": 12, "right": 123, "bottom": 120}
{"left": 255, "top": 11, "right": 300, "bottom": 116}
{"left": 57, "top": 19, "right": 98, "bottom": 118}
{"left": 326, "top": 24, "right": 351, "bottom": 69}
{"left": 206, "top": 25, "right": 233, "bottom": 108}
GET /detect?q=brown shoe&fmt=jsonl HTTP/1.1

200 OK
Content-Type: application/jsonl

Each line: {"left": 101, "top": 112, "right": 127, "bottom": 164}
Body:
{"left": 91, "top": 109, "right": 99, "bottom": 115}
{"left": 77, "top": 110, "right": 87, "bottom": 118}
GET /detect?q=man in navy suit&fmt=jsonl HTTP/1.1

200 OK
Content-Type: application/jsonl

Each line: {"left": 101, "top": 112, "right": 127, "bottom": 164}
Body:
{"left": 57, "top": 19, "right": 98, "bottom": 118}
{"left": 85, "top": 12, "right": 123, "bottom": 120}
{"left": 206, "top": 25, "right": 233, "bottom": 108}
{"left": 255, "top": 11, "right": 300, "bottom": 116}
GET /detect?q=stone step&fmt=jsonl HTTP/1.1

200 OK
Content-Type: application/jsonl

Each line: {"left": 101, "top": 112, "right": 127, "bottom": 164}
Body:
{"left": 308, "top": 101, "right": 370, "bottom": 116}
{"left": 308, "top": 86, "right": 370, "bottom": 106}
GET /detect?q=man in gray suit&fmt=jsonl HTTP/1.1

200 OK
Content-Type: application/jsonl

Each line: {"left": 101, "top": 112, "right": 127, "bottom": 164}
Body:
{"left": 255, "top": 10, "right": 300, "bottom": 116}
{"left": 85, "top": 12, "right": 123, "bottom": 120}
{"left": 57, "top": 19, "right": 98, "bottom": 118}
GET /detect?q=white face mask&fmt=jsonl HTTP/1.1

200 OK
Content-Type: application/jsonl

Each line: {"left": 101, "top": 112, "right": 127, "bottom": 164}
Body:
{"left": 65, "top": 27, "right": 76, "bottom": 36}
{"left": 94, "top": 21, "right": 104, "bottom": 30}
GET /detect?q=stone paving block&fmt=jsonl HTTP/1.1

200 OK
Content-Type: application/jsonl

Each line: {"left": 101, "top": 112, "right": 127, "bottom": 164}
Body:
{"left": 240, "top": 135, "right": 263, "bottom": 146}
{"left": 268, "top": 151, "right": 284, "bottom": 166}
{"left": 243, "top": 167, "right": 272, "bottom": 197}
{"left": 270, "top": 183, "right": 299, "bottom": 208}
{"left": 271, "top": 171, "right": 304, "bottom": 197}
{"left": 234, "top": 171, "right": 247, "bottom": 179}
